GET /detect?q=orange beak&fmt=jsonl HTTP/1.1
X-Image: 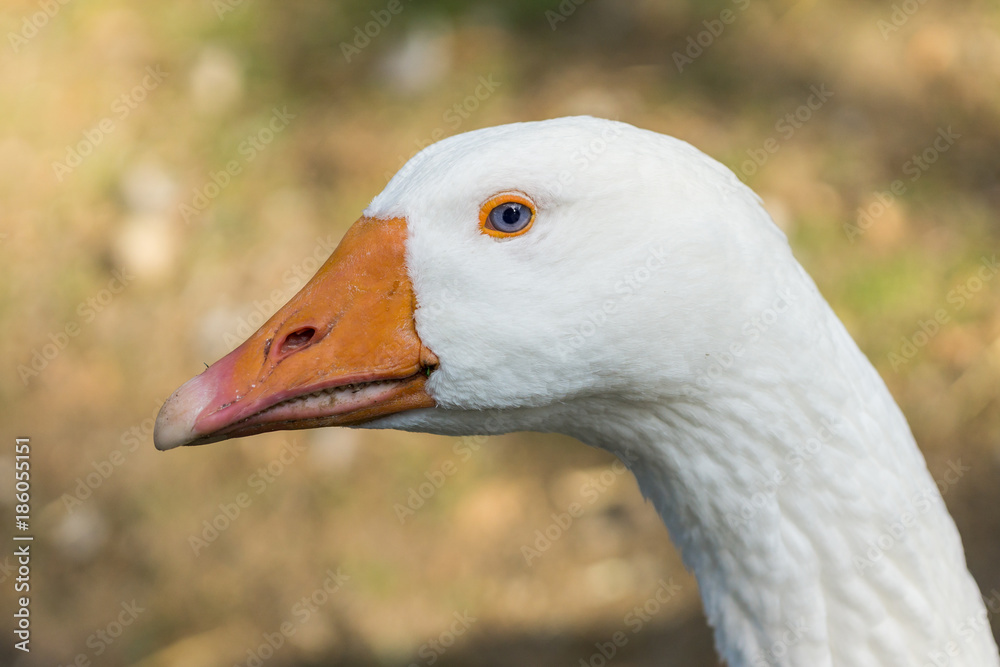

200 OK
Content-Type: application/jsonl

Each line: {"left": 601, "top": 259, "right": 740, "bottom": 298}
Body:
{"left": 153, "top": 216, "right": 438, "bottom": 450}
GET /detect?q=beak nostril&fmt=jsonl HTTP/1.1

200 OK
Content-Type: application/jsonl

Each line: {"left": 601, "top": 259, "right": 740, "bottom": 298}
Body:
{"left": 277, "top": 327, "right": 317, "bottom": 357}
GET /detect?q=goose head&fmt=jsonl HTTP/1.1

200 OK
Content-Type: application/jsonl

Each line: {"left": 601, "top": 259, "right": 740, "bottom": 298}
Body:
{"left": 155, "top": 116, "right": 999, "bottom": 667}
{"left": 155, "top": 116, "right": 789, "bottom": 446}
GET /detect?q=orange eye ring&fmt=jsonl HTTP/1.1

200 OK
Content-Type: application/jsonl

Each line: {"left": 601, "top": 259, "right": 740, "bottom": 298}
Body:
{"left": 478, "top": 191, "right": 536, "bottom": 238}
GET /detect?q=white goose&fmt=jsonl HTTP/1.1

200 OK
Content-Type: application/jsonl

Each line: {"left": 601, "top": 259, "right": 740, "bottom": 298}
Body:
{"left": 155, "top": 116, "right": 999, "bottom": 666}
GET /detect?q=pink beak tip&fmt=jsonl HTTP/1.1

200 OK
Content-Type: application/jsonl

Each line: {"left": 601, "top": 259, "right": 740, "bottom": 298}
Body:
{"left": 153, "top": 373, "right": 217, "bottom": 451}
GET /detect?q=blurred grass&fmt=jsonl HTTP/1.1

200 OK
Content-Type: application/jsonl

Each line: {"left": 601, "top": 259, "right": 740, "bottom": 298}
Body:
{"left": 1, "top": 0, "right": 999, "bottom": 665}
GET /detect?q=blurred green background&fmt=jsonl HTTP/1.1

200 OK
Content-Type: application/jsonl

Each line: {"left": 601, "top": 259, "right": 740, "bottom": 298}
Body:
{"left": 2, "top": 0, "right": 999, "bottom": 664}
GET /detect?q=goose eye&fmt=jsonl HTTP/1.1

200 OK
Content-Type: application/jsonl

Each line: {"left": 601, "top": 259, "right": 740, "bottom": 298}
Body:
{"left": 479, "top": 193, "right": 536, "bottom": 237}
{"left": 489, "top": 202, "right": 531, "bottom": 232}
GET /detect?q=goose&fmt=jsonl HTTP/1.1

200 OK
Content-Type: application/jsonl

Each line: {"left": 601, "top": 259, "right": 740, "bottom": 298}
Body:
{"left": 154, "top": 116, "right": 999, "bottom": 666}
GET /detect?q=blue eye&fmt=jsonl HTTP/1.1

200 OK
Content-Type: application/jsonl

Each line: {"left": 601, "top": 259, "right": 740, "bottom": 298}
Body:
{"left": 479, "top": 192, "right": 536, "bottom": 237}
{"left": 488, "top": 202, "right": 531, "bottom": 232}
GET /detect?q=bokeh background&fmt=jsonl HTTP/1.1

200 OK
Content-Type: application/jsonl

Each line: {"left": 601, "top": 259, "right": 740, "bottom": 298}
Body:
{"left": 2, "top": 0, "right": 1000, "bottom": 664}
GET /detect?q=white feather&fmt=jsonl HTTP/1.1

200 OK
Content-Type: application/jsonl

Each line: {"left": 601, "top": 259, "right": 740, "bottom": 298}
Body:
{"left": 362, "top": 116, "right": 998, "bottom": 667}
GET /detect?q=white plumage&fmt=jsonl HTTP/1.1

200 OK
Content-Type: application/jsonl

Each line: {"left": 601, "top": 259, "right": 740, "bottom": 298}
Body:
{"left": 364, "top": 117, "right": 999, "bottom": 666}
{"left": 157, "top": 116, "right": 999, "bottom": 666}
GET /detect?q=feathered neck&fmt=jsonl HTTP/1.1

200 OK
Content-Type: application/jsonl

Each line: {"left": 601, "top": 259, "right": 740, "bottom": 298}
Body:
{"left": 557, "top": 281, "right": 998, "bottom": 667}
